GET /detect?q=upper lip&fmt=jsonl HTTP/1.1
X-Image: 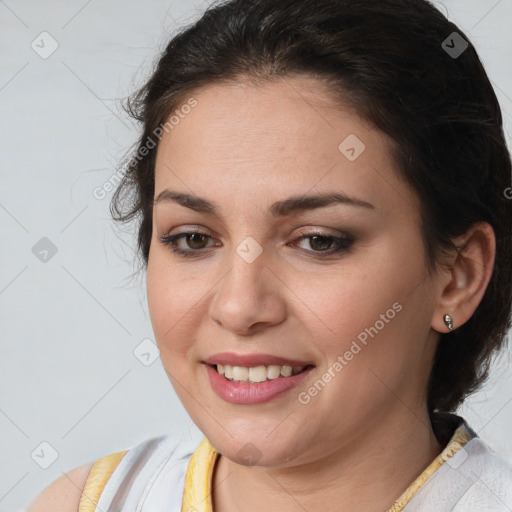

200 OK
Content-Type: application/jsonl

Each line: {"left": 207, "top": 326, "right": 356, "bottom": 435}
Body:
{"left": 203, "top": 352, "right": 314, "bottom": 367}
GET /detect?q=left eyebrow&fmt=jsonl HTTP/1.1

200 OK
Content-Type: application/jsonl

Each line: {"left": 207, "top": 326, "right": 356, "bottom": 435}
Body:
{"left": 269, "top": 192, "right": 375, "bottom": 216}
{"left": 154, "top": 190, "right": 375, "bottom": 217}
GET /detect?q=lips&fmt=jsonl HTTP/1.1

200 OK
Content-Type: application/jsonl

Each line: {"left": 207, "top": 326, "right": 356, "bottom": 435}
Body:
{"left": 203, "top": 352, "right": 313, "bottom": 367}
{"left": 203, "top": 352, "right": 315, "bottom": 404}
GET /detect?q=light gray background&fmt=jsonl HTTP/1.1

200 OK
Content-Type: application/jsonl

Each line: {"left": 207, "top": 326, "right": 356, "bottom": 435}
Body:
{"left": 1, "top": 1, "right": 511, "bottom": 510}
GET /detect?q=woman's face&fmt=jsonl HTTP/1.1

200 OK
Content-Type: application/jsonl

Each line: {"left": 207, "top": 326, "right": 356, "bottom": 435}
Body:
{"left": 147, "top": 76, "right": 444, "bottom": 467}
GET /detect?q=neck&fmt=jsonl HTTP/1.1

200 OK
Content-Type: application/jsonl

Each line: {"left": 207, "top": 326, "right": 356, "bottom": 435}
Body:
{"left": 212, "top": 407, "right": 443, "bottom": 512}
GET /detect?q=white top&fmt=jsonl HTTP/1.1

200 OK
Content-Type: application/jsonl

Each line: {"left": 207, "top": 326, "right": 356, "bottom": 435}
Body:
{"left": 89, "top": 417, "right": 512, "bottom": 511}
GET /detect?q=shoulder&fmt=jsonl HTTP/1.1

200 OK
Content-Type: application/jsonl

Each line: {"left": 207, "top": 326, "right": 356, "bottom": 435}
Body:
{"left": 413, "top": 435, "right": 512, "bottom": 512}
{"left": 26, "top": 462, "right": 94, "bottom": 512}
{"left": 93, "top": 434, "right": 198, "bottom": 510}
{"left": 27, "top": 434, "right": 196, "bottom": 512}
{"left": 405, "top": 416, "right": 512, "bottom": 512}
{"left": 451, "top": 436, "right": 512, "bottom": 510}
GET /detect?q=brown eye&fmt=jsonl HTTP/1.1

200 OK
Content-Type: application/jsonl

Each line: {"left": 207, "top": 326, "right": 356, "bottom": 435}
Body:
{"left": 186, "top": 233, "right": 209, "bottom": 249}
{"left": 308, "top": 235, "right": 336, "bottom": 251}
{"left": 292, "top": 232, "right": 355, "bottom": 256}
{"left": 158, "top": 230, "right": 218, "bottom": 257}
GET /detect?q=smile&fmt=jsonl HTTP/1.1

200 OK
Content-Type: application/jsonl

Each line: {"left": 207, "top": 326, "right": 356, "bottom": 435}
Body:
{"left": 215, "top": 364, "right": 306, "bottom": 383}
{"left": 204, "top": 357, "right": 314, "bottom": 404}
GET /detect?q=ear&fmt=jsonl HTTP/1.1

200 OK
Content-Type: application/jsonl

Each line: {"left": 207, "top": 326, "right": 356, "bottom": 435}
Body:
{"left": 432, "top": 222, "right": 496, "bottom": 333}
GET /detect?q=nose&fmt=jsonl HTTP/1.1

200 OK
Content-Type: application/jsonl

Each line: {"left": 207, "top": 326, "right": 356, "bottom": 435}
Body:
{"left": 208, "top": 246, "right": 287, "bottom": 336}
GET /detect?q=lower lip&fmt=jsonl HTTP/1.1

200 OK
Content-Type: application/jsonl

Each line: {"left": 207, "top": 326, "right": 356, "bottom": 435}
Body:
{"left": 205, "top": 364, "right": 314, "bottom": 405}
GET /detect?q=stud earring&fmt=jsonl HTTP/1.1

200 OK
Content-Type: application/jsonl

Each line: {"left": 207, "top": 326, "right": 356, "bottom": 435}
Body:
{"left": 443, "top": 314, "right": 454, "bottom": 331}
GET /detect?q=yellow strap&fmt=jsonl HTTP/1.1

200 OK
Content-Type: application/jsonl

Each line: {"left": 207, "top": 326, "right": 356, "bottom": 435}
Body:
{"left": 78, "top": 450, "right": 128, "bottom": 512}
{"left": 181, "top": 438, "right": 219, "bottom": 512}
{"left": 387, "top": 424, "right": 473, "bottom": 511}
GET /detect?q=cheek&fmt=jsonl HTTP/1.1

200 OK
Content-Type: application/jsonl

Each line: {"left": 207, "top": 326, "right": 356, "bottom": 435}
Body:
{"left": 310, "top": 244, "right": 430, "bottom": 371}
{"left": 146, "top": 251, "right": 199, "bottom": 357}
{"left": 307, "top": 261, "right": 404, "bottom": 340}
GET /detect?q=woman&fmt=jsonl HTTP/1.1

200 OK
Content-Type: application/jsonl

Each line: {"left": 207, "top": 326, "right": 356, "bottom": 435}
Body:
{"left": 28, "top": 0, "right": 512, "bottom": 510}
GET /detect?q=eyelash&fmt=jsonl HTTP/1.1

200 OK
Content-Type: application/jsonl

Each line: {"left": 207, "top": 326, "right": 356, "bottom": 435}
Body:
{"left": 158, "top": 230, "right": 355, "bottom": 258}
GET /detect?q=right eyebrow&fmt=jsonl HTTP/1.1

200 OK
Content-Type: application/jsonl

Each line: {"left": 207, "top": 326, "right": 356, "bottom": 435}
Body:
{"left": 154, "top": 189, "right": 375, "bottom": 217}
{"left": 154, "top": 190, "right": 217, "bottom": 214}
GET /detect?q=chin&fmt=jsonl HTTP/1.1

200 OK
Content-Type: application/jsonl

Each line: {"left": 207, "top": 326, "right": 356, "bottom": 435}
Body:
{"left": 205, "top": 425, "right": 303, "bottom": 467}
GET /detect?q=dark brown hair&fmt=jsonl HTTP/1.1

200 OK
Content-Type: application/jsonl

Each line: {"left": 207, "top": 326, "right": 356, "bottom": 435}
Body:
{"left": 111, "top": 0, "right": 512, "bottom": 414}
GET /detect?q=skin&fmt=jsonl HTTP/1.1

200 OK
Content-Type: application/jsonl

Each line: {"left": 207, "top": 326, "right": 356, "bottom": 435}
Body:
{"left": 26, "top": 463, "right": 93, "bottom": 511}
{"left": 28, "top": 76, "right": 495, "bottom": 512}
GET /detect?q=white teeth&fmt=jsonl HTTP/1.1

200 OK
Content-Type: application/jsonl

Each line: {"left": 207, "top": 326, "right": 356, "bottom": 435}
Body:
{"left": 216, "top": 364, "right": 306, "bottom": 383}
{"left": 267, "top": 365, "right": 281, "bottom": 379}
{"left": 249, "top": 366, "right": 267, "bottom": 383}
{"left": 280, "top": 365, "right": 293, "bottom": 377}
{"left": 232, "top": 366, "right": 249, "bottom": 381}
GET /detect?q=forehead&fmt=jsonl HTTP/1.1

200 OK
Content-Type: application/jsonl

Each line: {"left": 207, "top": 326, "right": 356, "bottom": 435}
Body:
{"left": 157, "top": 77, "right": 374, "bottom": 166}
{"left": 153, "top": 77, "right": 415, "bottom": 216}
